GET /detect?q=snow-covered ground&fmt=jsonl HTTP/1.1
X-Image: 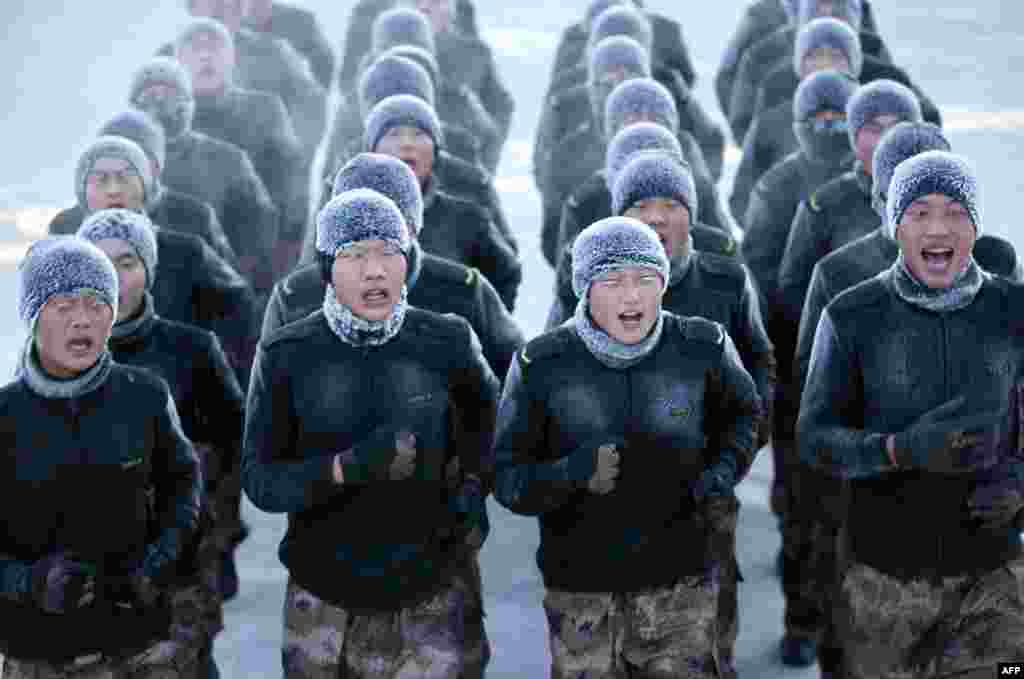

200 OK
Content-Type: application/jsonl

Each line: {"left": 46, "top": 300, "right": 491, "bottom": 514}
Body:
{"left": 1, "top": 1, "right": 1022, "bottom": 676}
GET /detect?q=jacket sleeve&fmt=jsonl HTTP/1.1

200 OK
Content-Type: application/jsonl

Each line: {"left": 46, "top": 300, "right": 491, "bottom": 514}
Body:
{"left": 147, "top": 383, "right": 203, "bottom": 581}
{"left": 680, "top": 93, "right": 725, "bottom": 181}
{"left": 732, "top": 269, "right": 777, "bottom": 446}
{"left": 795, "top": 262, "right": 834, "bottom": 391}
{"left": 493, "top": 355, "right": 582, "bottom": 516}
{"left": 741, "top": 181, "right": 788, "bottom": 310}
{"left": 192, "top": 240, "right": 259, "bottom": 389}
{"left": 729, "top": 117, "right": 763, "bottom": 226}
{"left": 471, "top": 273, "right": 525, "bottom": 385}
{"left": 295, "top": 11, "right": 336, "bottom": 90}
{"left": 195, "top": 334, "right": 246, "bottom": 493}
{"left": 556, "top": 193, "right": 585, "bottom": 261}
{"left": 796, "top": 308, "right": 892, "bottom": 479}
{"left": 714, "top": 8, "right": 763, "bottom": 116}
{"left": 727, "top": 50, "right": 760, "bottom": 143}
{"left": 655, "top": 16, "right": 697, "bottom": 87}
{"left": 778, "top": 200, "right": 828, "bottom": 327}
{"left": 337, "top": 0, "right": 377, "bottom": 93}
{"left": 275, "top": 40, "right": 327, "bottom": 161}
{"left": 545, "top": 244, "right": 577, "bottom": 332}
{"left": 474, "top": 216, "right": 522, "bottom": 312}
{"left": 199, "top": 200, "right": 239, "bottom": 268}
{"left": 475, "top": 51, "right": 514, "bottom": 145}
{"left": 705, "top": 333, "right": 764, "bottom": 488}
{"left": 260, "top": 280, "right": 289, "bottom": 343}
{"left": 452, "top": 324, "right": 501, "bottom": 488}
{"left": 241, "top": 343, "right": 340, "bottom": 514}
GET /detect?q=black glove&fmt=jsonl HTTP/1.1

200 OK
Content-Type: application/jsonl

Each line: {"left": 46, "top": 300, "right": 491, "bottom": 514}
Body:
{"left": 451, "top": 476, "right": 488, "bottom": 550}
{"left": 967, "top": 484, "right": 1024, "bottom": 532}
{"left": 338, "top": 428, "right": 417, "bottom": 483}
{"left": 892, "top": 397, "right": 1005, "bottom": 474}
{"left": 30, "top": 552, "right": 96, "bottom": 614}
{"left": 691, "top": 467, "right": 732, "bottom": 505}
{"left": 564, "top": 440, "right": 622, "bottom": 494}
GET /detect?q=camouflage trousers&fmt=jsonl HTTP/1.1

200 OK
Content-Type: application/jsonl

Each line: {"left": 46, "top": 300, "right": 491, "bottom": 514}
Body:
{"left": 776, "top": 442, "right": 848, "bottom": 646}
{"left": 715, "top": 499, "right": 741, "bottom": 679}
{"left": 281, "top": 553, "right": 489, "bottom": 679}
{"left": 837, "top": 556, "right": 1024, "bottom": 678}
{"left": 0, "top": 586, "right": 206, "bottom": 679}
{"left": 543, "top": 578, "right": 721, "bottom": 679}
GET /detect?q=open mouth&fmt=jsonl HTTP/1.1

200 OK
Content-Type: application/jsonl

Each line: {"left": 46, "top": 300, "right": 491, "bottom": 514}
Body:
{"left": 921, "top": 247, "right": 955, "bottom": 272}
{"left": 399, "top": 156, "right": 418, "bottom": 172}
{"left": 67, "top": 337, "right": 94, "bottom": 353}
{"left": 362, "top": 288, "right": 391, "bottom": 306}
{"left": 618, "top": 311, "right": 644, "bottom": 328}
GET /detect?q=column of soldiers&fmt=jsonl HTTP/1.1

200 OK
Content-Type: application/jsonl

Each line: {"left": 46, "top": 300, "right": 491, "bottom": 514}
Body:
{"left": 1, "top": 0, "right": 1023, "bottom": 677}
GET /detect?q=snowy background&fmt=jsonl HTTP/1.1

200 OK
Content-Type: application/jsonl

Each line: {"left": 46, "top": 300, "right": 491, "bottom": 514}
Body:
{"left": 1, "top": 1, "right": 1023, "bottom": 676}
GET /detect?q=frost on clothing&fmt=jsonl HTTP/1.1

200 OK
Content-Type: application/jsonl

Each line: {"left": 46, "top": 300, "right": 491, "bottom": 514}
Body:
{"left": 333, "top": 152, "right": 425, "bottom": 233}
{"left": 77, "top": 208, "right": 159, "bottom": 289}
{"left": 315, "top": 188, "right": 411, "bottom": 258}
{"left": 792, "top": 18, "right": 864, "bottom": 79}
{"left": 603, "top": 78, "right": 679, "bottom": 141}
{"left": 870, "top": 121, "right": 949, "bottom": 216}
{"left": 846, "top": 79, "right": 922, "bottom": 146}
{"left": 886, "top": 150, "right": 982, "bottom": 239}
{"left": 99, "top": 109, "right": 167, "bottom": 175}
{"left": 605, "top": 122, "right": 684, "bottom": 189}
{"left": 570, "top": 216, "right": 670, "bottom": 299}
{"left": 364, "top": 94, "right": 444, "bottom": 154}
{"left": 611, "top": 150, "right": 697, "bottom": 218}
{"left": 75, "top": 136, "right": 156, "bottom": 211}
{"left": 588, "top": 6, "right": 654, "bottom": 55}
{"left": 358, "top": 54, "right": 436, "bottom": 119}
{"left": 17, "top": 237, "right": 119, "bottom": 329}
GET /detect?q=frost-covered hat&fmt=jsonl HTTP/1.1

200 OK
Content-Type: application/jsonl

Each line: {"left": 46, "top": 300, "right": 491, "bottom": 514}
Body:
{"left": 793, "top": 69, "right": 858, "bottom": 121}
{"left": 587, "top": 35, "right": 650, "bottom": 86}
{"left": 846, "top": 80, "right": 922, "bottom": 147}
{"left": 871, "top": 121, "right": 949, "bottom": 217}
{"left": 359, "top": 54, "right": 436, "bottom": 119}
{"left": 372, "top": 8, "right": 436, "bottom": 56}
{"left": 886, "top": 151, "right": 981, "bottom": 238}
{"left": 793, "top": 17, "right": 863, "bottom": 77}
{"left": 98, "top": 109, "right": 167, "bottom": 173}
{"left": 316, "top": 188, "right": 411, "bottom": 258}
{"left": 176, "top": 17, "right": 235, "bottom": 54}
{"left": 798, "top": 0, "right": 863, "bottom": 30}
{"left": 364, "top": 94, "right": 444, "bottom": 153}
{"left": 129, "top": 56, "right": 193, "bottom": 102}
{"left": 380, "top": 45, "right": 440, "bottom": 90}
{"left": 18, "top": 237, "right": 119, "bottom": 330}
{"left": 75, "top": 136, "right": 156, "bottom": 213}
{"left": 588, "top": 5, "right": 653, "bottom": 54}
{"left": 612, "top": 150, "right": 696, "bottom": 217}
{"left": 572, "top": 216, "right": 670, "bottom": 298}
{"left": 605, "top": 122, "right": 684, "bottom": 188}
{"left": 604, "top": 77, "right": 678, "bottom": 139}
{"left": 584, "top": 0, "right": 635, "bottom": 30}
{"left": 333, "top": 153, "right": 424, "bottom": 236}
{"left": 77, "top": 209, "right": 159, "bottom": 290}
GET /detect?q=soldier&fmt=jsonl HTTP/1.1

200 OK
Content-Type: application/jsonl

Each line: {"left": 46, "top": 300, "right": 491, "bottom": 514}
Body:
{"left": 264, "top": 152, "right": 523, "bottom": 386}
{"left": 543, "top": 6, "right": 725, "bottom": 180}
{"left": 779, "top": 80, "right": 923, "bottom": 328}
{"left": 174, "top": 17, "right": 305, "bottom": 283}
{"left": 336, "top": 0, "right": 480, "bottom": 95}
{"left": 417, "top": 0, "right": 515, "bottom": 161}
{"left": 244, "top": 0, "right": 335, "bottom": 90}
{"left": 170, "top": 0, "right": 327, "bottom": 164}
{"left": 50, "top": 113, "right": 237, "bottom": 273}
{"left": 798, "top": 151, "right": 1024, "bottom": 677}
{"left": 730, "top": 17, "right": 864, "bottom": 222}
{"left": 0, "top": 237, "right": 202, "bottom": 678}
{"left": 78, "top": 209, "right": 246, "bottom": 679}
{"left": 129, "top": 56, "right": 281, "bottom": 289}
{"left": 326, "top": 51, "right": 483, "bottom": 176}
{"left": 243, "top": 189, "right": 500, "bottom": 678}
{"left": 494, "top": 216, "right": 762, "bottom": 678}
{"left": 741, "top": 72, "right": 857, "bottom": 664}
{"left": 557, "top": 95, "right": 733, "bottom": 266}
{"left": 547, "top": 154, "right": 777, "bottom": 678}
{"left": 714, "top": 0, "right": 880, "bottom": 116}
{"left": 365, "top": 94, "right": 522, "bottom": 310}
{"left": 98, "top": 110, "right": 238, "bottom": 268}
{"left": 550, "top": 0, "right": 697, "bottom": 90}
{"left": 728, "top": 0, "right": 891, "bottom": 143}
{"left": 47, "top": 135, "right": 258, "bottom": 389}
